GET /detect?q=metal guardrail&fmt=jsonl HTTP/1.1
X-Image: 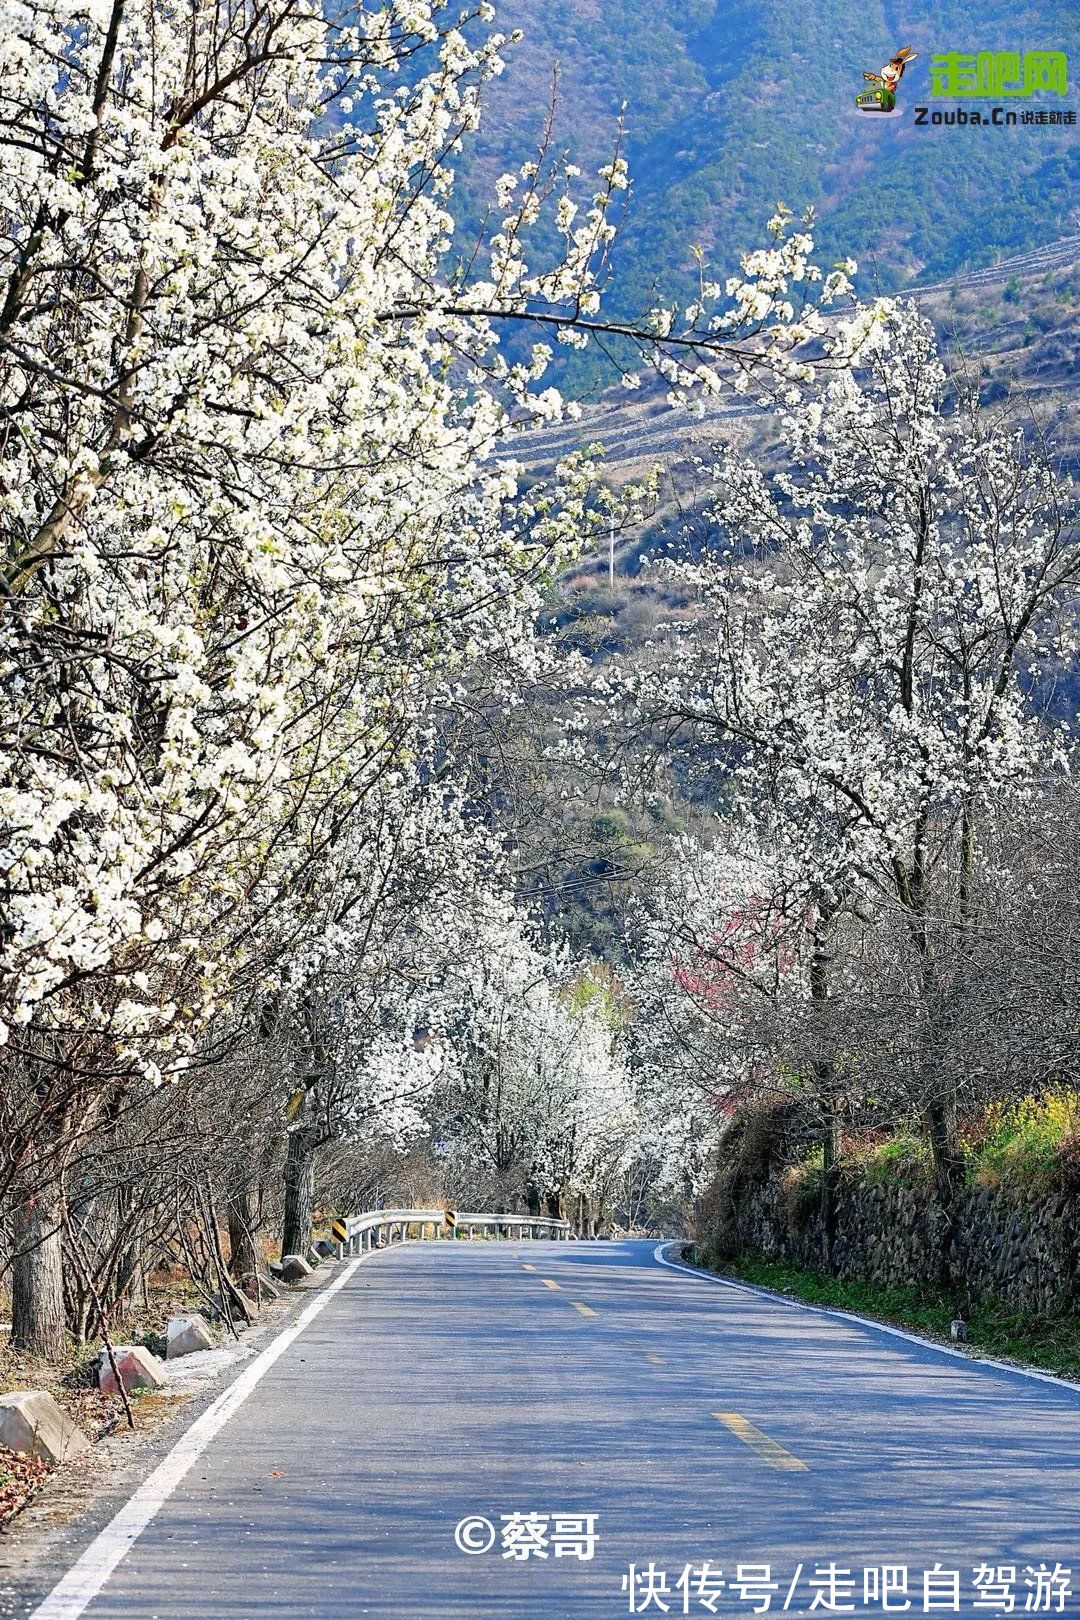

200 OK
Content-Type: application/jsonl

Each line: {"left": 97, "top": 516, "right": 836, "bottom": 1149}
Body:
{"left": 331, "top": 1207, "right": 572, "bottom": 1257}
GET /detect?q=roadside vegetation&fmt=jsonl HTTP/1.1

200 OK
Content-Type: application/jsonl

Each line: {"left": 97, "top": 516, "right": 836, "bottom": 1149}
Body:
{"left": 693, "top": 1090, "right": 1080, "bottom": 1378}
{"left": 0, "top": 0, "right": 871, "bottom": 1390}
{"left": 701, "top": 1255, "right": 1080, "bottom": 1382}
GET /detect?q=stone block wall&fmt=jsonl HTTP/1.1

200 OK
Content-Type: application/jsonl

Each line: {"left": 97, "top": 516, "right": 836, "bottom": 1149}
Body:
{"left": 699, "top": 1163, "right": 1078, "bottom": 1313}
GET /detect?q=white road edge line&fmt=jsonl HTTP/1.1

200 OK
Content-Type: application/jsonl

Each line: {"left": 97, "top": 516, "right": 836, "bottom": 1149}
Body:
{"left": 652, "top": 1243, "right": 1080, "bottom": 1397}
{"left": 30, "top": 1255, "right": 367, "bottom": 1620}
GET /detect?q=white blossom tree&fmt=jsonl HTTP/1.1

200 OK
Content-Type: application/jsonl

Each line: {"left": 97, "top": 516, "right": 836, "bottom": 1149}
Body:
{"left": 0, "top": 0, "right": 885, "bottom": 1352}
{"left": 434, "top": 895, "right": 636, "bottom": 1226}
{"left": 607, "top": 301, "right": 1076, "bottom": 1272}
{"left": 621, "top": 826, "right": 808, "bottom": 1210}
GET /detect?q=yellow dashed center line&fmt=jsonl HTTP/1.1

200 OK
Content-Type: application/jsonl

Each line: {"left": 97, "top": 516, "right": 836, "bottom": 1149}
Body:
{"left": 571, "top": 1302, "right": 598, "bottom": 1317}
{"left": 541, "top": 1278, "right": 561, "bottom": 1290}
{"left": 713, "top": 1412, "right": 809, "bottom": 1472}
{"left": 521, "top": 1263, "right": 536, "bottom": 1271}
{"left": 645, "top": 1352, "right": 664, "bottom": 1365}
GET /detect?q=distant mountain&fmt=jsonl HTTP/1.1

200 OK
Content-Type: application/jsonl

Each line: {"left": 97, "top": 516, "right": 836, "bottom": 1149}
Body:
{"left": 455, "top": 0, "right": 1079, "bottom": 391}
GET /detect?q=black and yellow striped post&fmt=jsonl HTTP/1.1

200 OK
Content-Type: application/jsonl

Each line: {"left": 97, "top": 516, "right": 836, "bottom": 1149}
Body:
{"left": 442, "top": 1208, "right": 457, "bottom": 1239}
{"left": 331, "top": 1217, "right": 348, "bottom": 1254}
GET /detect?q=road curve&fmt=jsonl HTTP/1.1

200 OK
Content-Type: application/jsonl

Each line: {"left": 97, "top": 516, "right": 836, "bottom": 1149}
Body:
{"left": 21, "top": 1239, "right": 1080, "bottom": 1618}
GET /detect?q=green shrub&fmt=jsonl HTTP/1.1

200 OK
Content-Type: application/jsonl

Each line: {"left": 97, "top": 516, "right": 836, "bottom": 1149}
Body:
{"left": 707, "top": 1254, "right": 1080, "bottom": 1379}
{"left": 855, "top": 1135, "right": 932, "bottom": 1187}
{"left": 969, "top": 1090, "right": 1078, "bottom": 1190}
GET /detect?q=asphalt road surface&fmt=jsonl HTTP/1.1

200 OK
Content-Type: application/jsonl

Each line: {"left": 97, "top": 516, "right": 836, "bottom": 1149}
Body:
{"left": 28, "top": 1240, "right": 1080, "bottom": 1619}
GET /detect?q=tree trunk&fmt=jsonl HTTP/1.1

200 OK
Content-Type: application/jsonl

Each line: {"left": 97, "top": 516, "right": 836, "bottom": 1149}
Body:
{"left": 819, "top": 1096, "right": 841, "bottom": 1271}
{"left": 11, "top": 1185, "right": 66, "bottom": 1359}
{"left": 114, "top": 1241, "right": 146, "bottom": 1311}
{"left": 227, "top": 1185, "right": 259, "bottom": 1278}
{"left": 916, "top": 937, "right": 962, "bottom": 1290}
{"left": 281, "top": 1129, "right": 317, "bottom": 1257}
{"left": 927, "top": 1096, "right": 963, "bottom": 1290}
{"left": 810, "top": 903, "right": 840, "bottom": 1272}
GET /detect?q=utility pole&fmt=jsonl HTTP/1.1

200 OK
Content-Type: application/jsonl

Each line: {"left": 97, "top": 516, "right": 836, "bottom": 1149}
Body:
{"left": 608, "top": 516, "right": 615, "bottom": 590}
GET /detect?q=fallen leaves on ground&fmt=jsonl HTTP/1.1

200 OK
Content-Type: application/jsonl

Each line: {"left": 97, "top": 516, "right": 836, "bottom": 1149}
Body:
{"left": 0, "top": 1447, "right": 51, "bottom": 1527}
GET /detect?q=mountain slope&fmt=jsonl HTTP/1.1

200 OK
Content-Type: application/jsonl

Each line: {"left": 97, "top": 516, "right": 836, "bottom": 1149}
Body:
{"left": 456, "top": 0, "right": 1079, "bottom": 390}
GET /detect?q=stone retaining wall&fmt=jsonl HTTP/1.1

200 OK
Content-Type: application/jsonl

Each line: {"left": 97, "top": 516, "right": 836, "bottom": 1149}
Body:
{"left": 699, "top": 1164, "right": 1078, "bottom": 1313}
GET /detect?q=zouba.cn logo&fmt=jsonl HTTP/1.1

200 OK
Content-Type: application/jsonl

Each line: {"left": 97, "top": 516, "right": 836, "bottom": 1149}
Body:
{"left": 855, "top": 46, "right": 918, "bottom": 114}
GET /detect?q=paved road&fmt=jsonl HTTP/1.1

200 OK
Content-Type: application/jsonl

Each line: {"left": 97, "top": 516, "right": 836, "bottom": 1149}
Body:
{"left": 29, "top": 1240, "right": 1080, "bottom": 1618}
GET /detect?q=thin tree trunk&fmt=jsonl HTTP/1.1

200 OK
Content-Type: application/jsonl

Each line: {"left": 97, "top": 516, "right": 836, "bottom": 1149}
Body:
{"left": 820, "top": 1097, "right": 841, "bottom": 1272}
{"left": 114, "top": 1234, "right": 146, "bottom": 1312}
{"left": 227, "top": 1185, "right": 259, "bottom": 1278}
{"left": 11, "top": 1185, "right": 66, "bottom": 1359}
{"left": 201, "top": 1184, "right": 255, "bottom": 1331}
{"left": 281, "top": 1129, "right": 317, "bottom": 1257}
{"left": 810, "top": 902, "right": 840, "bottom": 1272}
{"left": 927, "top": 1095, "right": 963, "bottom": 1290}
{"left": 897, "top": 807, "right": 965, "bottom": 1287}
{"left": 915, "top": 930, "right": 962, "bottom": 1289}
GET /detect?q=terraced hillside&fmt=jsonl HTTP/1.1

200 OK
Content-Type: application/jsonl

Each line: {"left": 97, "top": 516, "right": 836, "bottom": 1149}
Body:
{"left": 504, "top": 235, "right": 1080, "bottom": 664}
{"left": 513, "top": 233, "right": 1080, "bottom": 491}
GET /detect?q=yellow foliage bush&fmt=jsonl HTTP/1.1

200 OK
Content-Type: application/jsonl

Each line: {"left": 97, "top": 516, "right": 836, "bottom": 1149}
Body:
{"left": 970, "top": 1089, "right": 1079, "bottom": 1190}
